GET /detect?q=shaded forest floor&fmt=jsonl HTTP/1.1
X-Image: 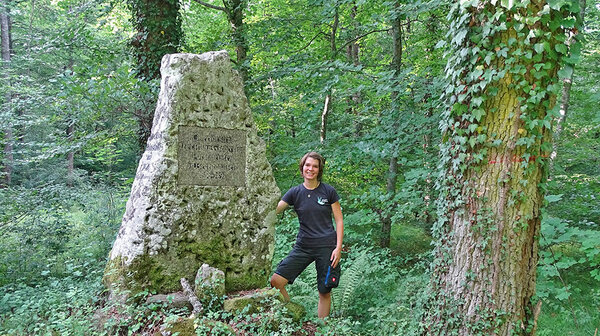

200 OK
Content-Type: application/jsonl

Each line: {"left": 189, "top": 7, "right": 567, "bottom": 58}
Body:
{"left": 0, "top": 209, "right": 597, "bottom": 335}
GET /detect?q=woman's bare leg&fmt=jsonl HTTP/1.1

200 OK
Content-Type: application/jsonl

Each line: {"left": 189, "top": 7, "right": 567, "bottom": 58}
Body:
{"left": 317, "top": 292, "right": 331, "bottom": 318}
{"left": 270, "top": 273, "right": 290, "bottom": 301}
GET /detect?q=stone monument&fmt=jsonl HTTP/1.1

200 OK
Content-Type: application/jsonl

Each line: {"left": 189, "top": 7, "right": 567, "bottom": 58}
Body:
{"left": 104, "top": 51, "right": 280, "bottom": 295}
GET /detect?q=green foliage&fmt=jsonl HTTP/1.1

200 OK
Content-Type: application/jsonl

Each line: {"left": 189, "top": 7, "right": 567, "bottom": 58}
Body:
{"left": 0, "top": 270, "right": 104, "bottom": 335}
{"left": 0, "top": 183, "right": 127, "bottom": 286}
{"left": 125, "top": 0, "right": 183, "bottom": 80}
{"left": 0, "top": 0, "right": 599, "bottom": 335}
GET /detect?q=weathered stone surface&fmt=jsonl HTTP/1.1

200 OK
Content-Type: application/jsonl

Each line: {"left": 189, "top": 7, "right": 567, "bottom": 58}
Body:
{"left": 146, "top": 292, "right": 192, "bottom": 311}
{"left": 223, "top": 288, "right": 283, "bottom": 314}
{"left": 224, "top": 288, "right": 306, "bottom": 323}
{"left": 162, "top": 317, "right": 235, "bottom": 336}
{"left": 104, "top": 51, "right": 280, "bottom": 295}
{"left": 282, "top": 301, "right": 306, "bottom": 323}
{"left": 195, "top": 264, "right": 225, "bottom": 306}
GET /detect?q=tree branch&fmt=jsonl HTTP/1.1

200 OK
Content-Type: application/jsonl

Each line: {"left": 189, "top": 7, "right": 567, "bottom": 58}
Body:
{"left": 337, "top": 28, "right": 390, "bottom": 54}
{"left": 290, "top": 31, "right": 327, "bottom": 54}
{"left": 191, "top": 0, "right": 226, "bottom": 12}
{"left": 180, "top": 277, "right": 203, "bottom": 315}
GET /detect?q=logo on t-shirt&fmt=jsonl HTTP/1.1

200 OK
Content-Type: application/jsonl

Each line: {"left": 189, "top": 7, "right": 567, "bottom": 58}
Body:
{"left": 317, "top": 197, "right": 328, "bottom": 205}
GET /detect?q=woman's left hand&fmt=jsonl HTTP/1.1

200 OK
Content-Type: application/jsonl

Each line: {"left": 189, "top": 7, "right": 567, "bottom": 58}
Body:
{"left": 330, "top": 247, "right": 342, "bottom": 268}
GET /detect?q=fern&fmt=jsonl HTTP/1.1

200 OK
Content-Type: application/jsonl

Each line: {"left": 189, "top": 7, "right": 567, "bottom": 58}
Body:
{"left": 333, "top": 250, "right": 370, "bottom": 317}
{"left": 287, "top": 266, "right": 318, "bottom": 309}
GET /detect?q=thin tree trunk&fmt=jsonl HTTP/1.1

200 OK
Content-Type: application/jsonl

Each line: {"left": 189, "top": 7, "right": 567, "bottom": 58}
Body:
{"left": 320, "top": 94, "right": 331, "bottom": 144}
{"left": 193, "top": 0, "right": 249, "bottom": 83}
{"left": 550, "top": 0, "right": 586, "bottom": 165}
{"left": 421, "top": 13, "right": 440, "bottom": 228}
{"left": 380, "top": 1, "right": 403, "bottom": 248}
{"left": 66, "top": 120, "right": 74, "bottom": 187}
{"left": 224, "top": 0, "right": 248, "bottom": 83}
{"left": 17, "top": 0, "right": 35, "bottom": 144}
{"left": 65, "top": 52, "right": 74, "bottom": 186}
{"left": 1, "top": 0, "right": 12, "bottom": 187}
{"left": 346, "top": 2, "right": 362, "bottom": 136}
{"left": 320, "top": 8, "right": 338, "bottom": 144}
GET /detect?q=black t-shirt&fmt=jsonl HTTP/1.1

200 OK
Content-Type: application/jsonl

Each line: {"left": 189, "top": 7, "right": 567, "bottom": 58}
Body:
{"left": 282, "top": 183, "right": 340, "bottom": 247}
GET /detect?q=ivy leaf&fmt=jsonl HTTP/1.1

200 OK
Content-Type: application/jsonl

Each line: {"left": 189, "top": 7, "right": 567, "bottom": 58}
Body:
{"left": 548, "top": 0, "right": 570, "bottom": 10}
{"left": 472, "top": 108, "right": 485, "bottom": 122}
{"left": 544, "top": 194, "right": 563, "bottom": 203}
{"left": 452, "top": 29, "right": 468, "bottom": 46}
{"left": 469, "top": 137, "right": 476, "bottom": 148}
{"left": 555, "top": 44, "right": 568, "bottom": 55}
{"left": 557, "top": 65, "right": 574, "bottom": 79}
{"left": 472, "top": 96, "right": 484, "bottom": 107}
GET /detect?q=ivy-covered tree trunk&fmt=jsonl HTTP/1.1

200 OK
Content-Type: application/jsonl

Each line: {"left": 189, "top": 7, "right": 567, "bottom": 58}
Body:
{"left": 127, "top": 0, "right": 182, "bottom": 148}
{"left": 1, "top": 0, "right": 12, "bottom": 187}
{"left": 425, "top": 1, "right": 578, "bottom": 335}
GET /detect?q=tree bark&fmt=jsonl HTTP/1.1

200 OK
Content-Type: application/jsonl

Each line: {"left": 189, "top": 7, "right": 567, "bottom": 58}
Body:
{"left": 193, "top": 0, "right": 249, "bottom": 83}
{"left": 425, "top": 2, "right": 568, "bottom": 334}
{"left": 320, "top": 94, "right": 331, "bottom": 144}
{"left": 66, "top": 120, "right": 74, "bottom": 187}
{"left": 346, "top": 2, "right": 362, "bottom": 136}
{"left": 223, "top": 0, "right": 249, "bottom": 83}
{"left": 128, "top": 0, "right": 182, "bottom": 149}
{"left": 380, "top": 1, "right": 403, "bottom": 248}
{"left": 550, "top": 0, "right": 586, "bottom": 165}
{"left": 320, "top": 8, "right": 338, "bottom": 144}
{"left": 1, "top": 0, "right": 12, "bottom": 188}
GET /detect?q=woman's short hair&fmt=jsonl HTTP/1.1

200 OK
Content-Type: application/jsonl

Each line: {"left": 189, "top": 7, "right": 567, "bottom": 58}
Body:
{"left": 299, "top": 151, "right": 325, "bottom": 181}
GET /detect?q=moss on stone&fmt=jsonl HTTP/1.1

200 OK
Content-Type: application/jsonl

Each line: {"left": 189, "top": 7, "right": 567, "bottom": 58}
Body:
{"left": 282, "top": 301, "right": 306, "bottom": 323}
{"left": 163, "top": 317, "right": 235, "bottom": 336}
{"left": 225, "top": 270, "right": 268, "bottom": 292}
{"left": 166, "top": 317, "right": 195, "bottom": 336}
{"left": 223, "top": 288, "right": 282, "bottom": 314}
{"left": 105, "top": 236, "right": 251, "bottom": 295}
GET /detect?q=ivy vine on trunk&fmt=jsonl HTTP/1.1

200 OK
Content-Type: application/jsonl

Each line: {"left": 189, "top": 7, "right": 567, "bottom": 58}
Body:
{"left": 126, "top": 0, "right": 182, "bottom": 149}
{"left": 424, "top": 1, "right": 581, "bottom": 335}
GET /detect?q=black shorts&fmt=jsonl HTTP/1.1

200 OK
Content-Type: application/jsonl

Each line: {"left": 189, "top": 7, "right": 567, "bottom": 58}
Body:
{"left": 275, "top": 245, "right": 341, "bottom": 294}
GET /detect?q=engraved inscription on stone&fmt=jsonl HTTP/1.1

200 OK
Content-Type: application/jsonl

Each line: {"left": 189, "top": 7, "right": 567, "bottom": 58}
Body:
{"left": 178, "top": 126, "right": 246, "bottom": 186}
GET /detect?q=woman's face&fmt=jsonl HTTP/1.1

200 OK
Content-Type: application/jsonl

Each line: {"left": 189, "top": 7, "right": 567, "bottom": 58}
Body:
{"left": 302, "top": 157, "right": 320, "bottom": 181}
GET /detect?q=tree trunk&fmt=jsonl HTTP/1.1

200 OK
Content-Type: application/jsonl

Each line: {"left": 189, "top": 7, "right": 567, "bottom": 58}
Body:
{"left": 346, "top": 2, "right": 362, "bottom": 136}
{"left": 66, "top": 120, "right": 74, "bottom": 187}
{"left": 223, "top": 0, "right": 249, "bottom": 83}
{"left": 420, "top": 13, "right": 440, "bottom": 229}
{"left": 1, "top": 0, "right": 12, "bottom": 187}
{"left": 425, "top": 2, "right": 571, "bottom": 334}
{"left": 320, "top": 94, "right": 331, "bottom": 144}
{"left": 193, "top": 0, "right": 249, "bottom": 83}
{"left": 320, "top": 8, "right": 338, "bottom": 144}
{"left": 128, "top": 0, "right": 182, "bottom": 149}
{"left": 380, "top": 0, "right": 403, "bottom": 248}
{"left": 550, "top": 0, "right": 586, "bottom": 164}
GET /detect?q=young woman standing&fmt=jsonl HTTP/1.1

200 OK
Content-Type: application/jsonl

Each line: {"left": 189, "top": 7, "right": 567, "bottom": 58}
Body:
{"left": 270, "top": 151, "right": 344, "bottom": 318}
